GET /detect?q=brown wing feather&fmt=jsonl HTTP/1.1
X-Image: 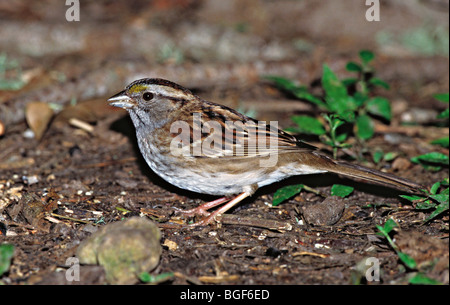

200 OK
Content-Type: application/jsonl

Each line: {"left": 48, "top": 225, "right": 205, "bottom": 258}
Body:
{"left": 180, "top": 99, "right": 317, "bottom": 158}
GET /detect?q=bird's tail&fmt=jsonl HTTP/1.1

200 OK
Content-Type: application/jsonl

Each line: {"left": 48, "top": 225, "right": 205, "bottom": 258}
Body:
{"left": 311, "top": 152, "right": 425, "bottom": 193}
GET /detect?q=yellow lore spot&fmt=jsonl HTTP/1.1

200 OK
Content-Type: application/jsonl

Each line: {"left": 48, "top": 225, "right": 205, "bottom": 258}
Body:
{"left": 128, "top": 84, "right": 147, "bottom": 94}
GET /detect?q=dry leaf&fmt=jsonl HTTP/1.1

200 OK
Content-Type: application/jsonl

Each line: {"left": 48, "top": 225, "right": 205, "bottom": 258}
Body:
{"left": 25, "top": 101, "right": 53, "bottom": 140}
{"left": 162, "top": 239, "right": 178, "bottom": 251}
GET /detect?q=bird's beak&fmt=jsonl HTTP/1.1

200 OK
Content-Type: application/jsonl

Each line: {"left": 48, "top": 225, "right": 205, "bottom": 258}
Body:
{"left": 108, "top": 90, "right": 135, "bottom": 109}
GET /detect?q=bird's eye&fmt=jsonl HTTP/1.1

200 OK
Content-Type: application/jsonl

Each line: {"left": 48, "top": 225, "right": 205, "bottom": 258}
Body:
{"left": 142, "top": 92, "right": 154, "bottom": 101}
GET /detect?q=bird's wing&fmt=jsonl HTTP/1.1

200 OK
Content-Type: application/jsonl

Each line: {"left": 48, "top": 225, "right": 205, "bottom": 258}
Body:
{"left": 173, "top": 102, "right": 317, "bottom": 159}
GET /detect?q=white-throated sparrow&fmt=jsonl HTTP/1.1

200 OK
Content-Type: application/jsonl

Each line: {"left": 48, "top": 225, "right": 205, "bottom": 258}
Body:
{"left": 109, "top": 78, "right": 423, "bottom": 226}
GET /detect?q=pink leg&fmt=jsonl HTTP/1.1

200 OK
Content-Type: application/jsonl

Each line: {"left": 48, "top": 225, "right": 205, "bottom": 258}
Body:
{"left": 189, "top": 192, "right": 250, "bottom": 226}
{"left": 174, "top": 197, "right": 230, "bottom": 216}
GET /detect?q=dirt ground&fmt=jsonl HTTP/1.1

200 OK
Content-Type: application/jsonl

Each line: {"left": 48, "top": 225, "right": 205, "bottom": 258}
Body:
{"left": 0, "top": 0, "right": 448, "bottom": 285}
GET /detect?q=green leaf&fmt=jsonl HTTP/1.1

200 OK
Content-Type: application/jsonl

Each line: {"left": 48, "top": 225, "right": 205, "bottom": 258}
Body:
{"left": 377, "top": 218, "right": 398, "bottom": 236}
{"left": 272, "top": 184, "right": 304, "bottom": 206}
{"left": 342, "top": 77, "right": 358, "bottom": 87}
{"left": 265, "top": 75, "right": 327, "bottom": 108}
{"left": 291, "top": 115, "right": 326, "bottom": 135}
{"left": 139, "top": 272, "right": 174, "bottom": 284}
{"left": 322, "top": 64, "right": 355, "bottom": 114}
{"left": 292, "top": 91, "right": 328, "bottom": 108}
{"left": 283, "top": 126, "right": 303, "bottom": 133}
{"left": 373, "top": 150, "right": 384, "bottom": 164}
{"left": 338, "top": 110, "right": 356, "bottom": 123}
{"left": 430, "top": 181, "right": 441, "bottom": 195}
{"left": 425, "top": 200, "right": 449, "bottom": 222}
{"left": 373, "top": 150, "right": 397, "bottom": 164}
{"left": 415, "top": 199, "right": 436, "bottom": 210}
{"left": 366, "top": 97, "right": 392, "bottom": 121}
{"left": 418, "top": 164, "right": 443, "bottom": 172}
{"left": 383, "top": 218, "right": 398, "bottom": 234}
{"left": 369, "top": 77, "right": 390, "bottom": 90}
{"left": 355, "top": 114, "right": 375, "bottom": 140}
{"left": 325, "top": 113, "right": 345, "bottom": 130}
{"left": 376, "top": 219, "right": 420, "bottom": 271}
{"left": 383, "top": 152, "right": 398, "bottom": 162}
{"left": 335, "top": 132, "right": 348, "bottom": 143}
{"left": 359, "top": 50, "right": 375, "bottom": 64}
{"left": 346, "top": 61, "right": 362, "bottom": 72}
{"left": 0, "top": 244, "right": 15, "bottom": 276}
{"left": 433, "top": 93, "right": 449, "bottom": 103}
{"left": 411, "top": 152, "right": 449, "bottom": 165}
{"left": 0, "top": 53, "right": 26, "bottom": 91}
{"left": 430, "top": 137, "right": 449, "bottom": 148}
{"left": 397, "top": 252, "right": 417, "bottom": 269}
{"left": 437, "top": 108, "right": 449, "bottom": 119}
{"left": 409, "top": 273, "right": 442, "bottom": 285}
{"left": 0, "top": 79, "right": 26, "bottom": 90}
{"left": 429, "top": 193, "right": 449, "bottom": 205}
{"left": 265, "top": 75, "right": 300, "bottom": 91}
{"left": 399, "top": 194, "right": 425, "bottom": 202}
{"left": 353, "top": 92, "right": 369, "bottom": 107}
{"left": 331, "top": 184, "right": 354, "bottom": 198}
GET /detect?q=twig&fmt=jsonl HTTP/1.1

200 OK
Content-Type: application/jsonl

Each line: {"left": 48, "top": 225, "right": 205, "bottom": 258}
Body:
{"left": 157, "top": 214, "right": 293, "bottom": 231}
{"left": 219, "top": 214, "right": 292, "bottom": 231}
{"left": 198, "top": 274, "right": 240, "bottom": 284}
{"left": 50, "top": 213, "right": 97, "bottom": 225}
{"left": 292, "top": 251, "right": 329, "bottom": 258}
{"left": 69, "top": 118, "right": 94, "bottom": 134}
{"left": 302, "top": 185, "right": 326, "bottom": 197}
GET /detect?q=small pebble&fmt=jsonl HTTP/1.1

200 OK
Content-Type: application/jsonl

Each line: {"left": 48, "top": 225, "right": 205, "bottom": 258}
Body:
{"left": 76, "top": 217, "right": 162, "bottom": 285}
{"left": 22, "top": 175, "right": 39, "bottom": 185}
{"left": 302, "top": 196, "right": 345, "bottom": 226}
{"left": 22, "top": 129, "right": 35, "bottom": 139}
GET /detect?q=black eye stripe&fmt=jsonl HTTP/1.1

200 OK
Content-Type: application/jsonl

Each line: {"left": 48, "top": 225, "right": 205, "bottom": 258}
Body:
{"left": 143, "top": 92, "right": 154, "bottom": 101}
